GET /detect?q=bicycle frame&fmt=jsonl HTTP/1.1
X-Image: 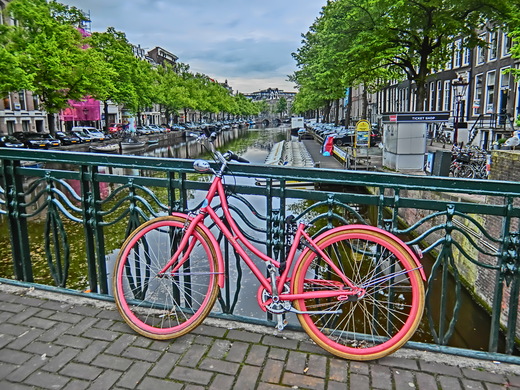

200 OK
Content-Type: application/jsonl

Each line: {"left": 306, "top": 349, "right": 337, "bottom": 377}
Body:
{"left": 161, "top": 172, "right": 360, "bottom": 305}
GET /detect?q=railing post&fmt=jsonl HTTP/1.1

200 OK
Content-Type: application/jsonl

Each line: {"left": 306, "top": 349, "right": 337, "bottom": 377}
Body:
{"left": 2, "top": 159, "right": 33, "bottom": 282}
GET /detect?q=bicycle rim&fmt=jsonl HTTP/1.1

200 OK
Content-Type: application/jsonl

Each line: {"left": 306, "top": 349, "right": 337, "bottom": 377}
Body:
{"left": 292, "top": 227, "right": 425, "bottom": 361}
{"left": 113, "top": 216, "right": 220, "bottom": 339}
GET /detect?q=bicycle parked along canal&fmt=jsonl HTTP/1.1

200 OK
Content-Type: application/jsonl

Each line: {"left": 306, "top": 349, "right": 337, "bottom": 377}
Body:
{"left": 112, "top": 130, "right": 426, "bottom": 361}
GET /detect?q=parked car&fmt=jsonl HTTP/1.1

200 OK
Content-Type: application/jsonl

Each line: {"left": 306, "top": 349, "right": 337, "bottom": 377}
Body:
{"left": 71, "top": 126, "right": 106, "bottom": 142}
{"left": 40, "top": 133, "right": 61, "bottom": 147}
{"left": 70, "top": 130, "right": 93, "bottom": 143}
{"left": 12, "top": 132, "right": 51, "bottom": 149}
{"left": 0, "top": 135, "right": 25, "bottom": 148}
{"left": 108, "top": 123, "right": 123, "bottom": 135}
{"left": 135, "top": 126, "right": 152, "bottom": 135}
{"left": 55, "top": 131, "right": 81, "bottom": 145}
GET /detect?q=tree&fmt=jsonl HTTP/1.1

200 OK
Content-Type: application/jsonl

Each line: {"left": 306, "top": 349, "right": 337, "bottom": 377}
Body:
{"left": 4, "top": 0, "right": 112, "bottom": 133}
{"left": 275, "top": 97, "right": 288, "bottom": 118}
{"left": 294, "top": 0, "right": 517, "bottom": 112}
{"left": 88, "top": 28, "right": 138, "bottom": 131}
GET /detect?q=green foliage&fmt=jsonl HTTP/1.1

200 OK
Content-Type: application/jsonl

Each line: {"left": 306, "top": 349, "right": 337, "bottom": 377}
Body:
{"left": 293, "top": 0, "right": 518, "bottom": 112}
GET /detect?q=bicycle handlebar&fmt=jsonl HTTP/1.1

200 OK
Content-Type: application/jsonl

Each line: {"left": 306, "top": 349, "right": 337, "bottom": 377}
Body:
{"left": 195, "top": 131, "right": 249, "bottom": 164}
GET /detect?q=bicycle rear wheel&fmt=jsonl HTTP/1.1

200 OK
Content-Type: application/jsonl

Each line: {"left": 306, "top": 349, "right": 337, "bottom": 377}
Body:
{"left": 292, "top": 225, "right": 425, "bottom": 361}
{"left": 113, "top": 215, "right": 220, "bottom": 339}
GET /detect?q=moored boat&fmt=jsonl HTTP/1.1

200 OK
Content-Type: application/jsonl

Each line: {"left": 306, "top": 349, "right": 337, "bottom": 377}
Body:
{"left": 120, "top": 138, "right": 146, "bottom": 150}
{"left": 90, "top": 143, "right": 120, "bottom": 153}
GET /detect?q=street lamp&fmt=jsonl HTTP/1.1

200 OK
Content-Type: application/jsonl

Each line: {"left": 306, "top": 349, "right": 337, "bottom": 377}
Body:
{"left": 452, "top": 75, "right": 469, "bottom": 146}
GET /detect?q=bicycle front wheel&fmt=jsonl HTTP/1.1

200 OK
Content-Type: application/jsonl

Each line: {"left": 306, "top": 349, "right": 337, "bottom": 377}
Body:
{"left": 113, "top": 215, "right": 221, "bottom": 339}
{"left": 292, "top": 226, "right": 425, "bottom": 361}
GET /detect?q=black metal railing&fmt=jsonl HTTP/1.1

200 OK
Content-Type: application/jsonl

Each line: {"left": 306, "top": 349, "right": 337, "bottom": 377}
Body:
{"left": 1, "top": 147, "right": 519, "bottom": 361}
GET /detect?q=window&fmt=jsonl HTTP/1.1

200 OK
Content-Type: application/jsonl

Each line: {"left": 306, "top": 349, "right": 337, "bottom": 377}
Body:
{"left": 463, "top": 39, "right": 471, "bottom": 66}
{"left": 18, "top": 90, "right": 26, "bottom": 110}
{"left": 32, "top": 94, "right": 40, "bottom": 110}
{"left": 444, "top": 81, "right": 451, "bottom": 111}
{"left": 477, "top": 34, "right": 486, "bottom": 65}
{"left": 485, "top": 71, "right": 496, "bottom": 114}
{"left": 445, "top": 43, "right": 453, "bottom": 70}
{"left": 437, "top": 81, "right": 443, "bottom": 111}
{"left": 502, "top": 31, "right": 512, "bottom": 57}
{"left": 6, "top": 121, "right": 15, "bottom": 134}
{"left": 473, "top": 74, "right": 483, "bottom": 116}
{"left": 488, "top": 32, "right": 497, "bottom": 61}
{"left": 454, "top": 39, "right": 462, "bottom": 68}
{"left": 22, "top": 120, "right": 30, "bottom": 132}
{"left": 429, "top": 82, "right": 435, "bottom": 111}
{"left": 2, "top": 94, "right": 11, "bottom": 110}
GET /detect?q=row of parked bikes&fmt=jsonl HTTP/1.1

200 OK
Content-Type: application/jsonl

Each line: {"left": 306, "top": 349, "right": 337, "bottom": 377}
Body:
{"left": 450, "top": 144, "right": 489, "bottom": 179}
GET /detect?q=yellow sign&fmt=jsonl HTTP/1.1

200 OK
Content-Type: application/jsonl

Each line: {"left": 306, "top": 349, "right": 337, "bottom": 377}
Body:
{"left": 355, "top": 120, "right": 371, "bottom": 147}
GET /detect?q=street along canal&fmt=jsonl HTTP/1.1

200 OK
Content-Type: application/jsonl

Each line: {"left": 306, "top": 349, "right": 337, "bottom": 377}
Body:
{"left": 0, "top": 126, "right": 513, "bottom": 354}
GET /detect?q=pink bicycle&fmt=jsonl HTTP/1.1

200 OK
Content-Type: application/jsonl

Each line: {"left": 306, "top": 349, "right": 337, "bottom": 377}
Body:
{"left": 113, "top": 133, "right": 426, "bottom": 361}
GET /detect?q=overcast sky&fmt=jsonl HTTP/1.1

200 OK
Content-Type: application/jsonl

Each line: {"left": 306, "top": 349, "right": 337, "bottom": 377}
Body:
{"left": 59, "top": 0, "right": 327, "bottom": 94}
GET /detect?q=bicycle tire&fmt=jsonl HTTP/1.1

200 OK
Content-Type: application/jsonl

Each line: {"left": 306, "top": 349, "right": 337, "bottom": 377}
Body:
{"left": 292, "top": 225, "right": 425, "bottom": 361}
{"left": 113, "top": 215, "right": 220, "bottom": 339}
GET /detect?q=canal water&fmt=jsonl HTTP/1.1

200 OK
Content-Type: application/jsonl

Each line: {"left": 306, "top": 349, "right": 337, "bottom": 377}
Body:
{"left": 0, "top": 126, "right": 511, "bottom": 353}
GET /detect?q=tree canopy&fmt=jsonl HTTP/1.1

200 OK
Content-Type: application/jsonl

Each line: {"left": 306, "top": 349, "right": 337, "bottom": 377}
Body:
{"left": 0, "top": 0, "right": 259, "bottom": 132}
{"left": 292, "top": 0, "right": 519, "bottom": 114}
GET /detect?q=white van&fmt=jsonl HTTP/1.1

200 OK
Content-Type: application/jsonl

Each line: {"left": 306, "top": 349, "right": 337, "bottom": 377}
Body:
{"left": 71, "top": 126, "right": 106, "bottom": 142}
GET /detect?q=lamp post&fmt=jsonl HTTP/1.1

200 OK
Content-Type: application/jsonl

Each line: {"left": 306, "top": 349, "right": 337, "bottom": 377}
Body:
{"left": 452, "top": 76, "right": 469, "bottom": 146}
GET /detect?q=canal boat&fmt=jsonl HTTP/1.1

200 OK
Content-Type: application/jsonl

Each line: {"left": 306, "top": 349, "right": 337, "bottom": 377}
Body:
{"left": 120, "top": 138, "right": 146, "bottom": 150}
{"left": 90, "top": 143, "right": 120, "bottom": 153}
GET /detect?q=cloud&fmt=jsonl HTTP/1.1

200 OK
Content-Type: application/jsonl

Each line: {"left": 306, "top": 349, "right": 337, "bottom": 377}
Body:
{"left": 61, "top": 0, "right": 327, "bottom": 93}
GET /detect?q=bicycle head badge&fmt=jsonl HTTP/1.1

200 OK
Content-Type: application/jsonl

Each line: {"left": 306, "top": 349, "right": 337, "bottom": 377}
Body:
{"left": 193, "top": 159, "right": 211, "bottom": 173}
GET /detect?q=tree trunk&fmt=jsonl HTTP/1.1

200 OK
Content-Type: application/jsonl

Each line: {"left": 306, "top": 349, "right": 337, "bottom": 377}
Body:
{"left": 47, "top": 112, "right": 56, "bottom": 135}
{"left": 334, "top": 99, "right": 340, "bottom": 126}
{"left": 362, "top": 88, "right": 368, "bottom": 119}
{"left": 103, "top": 101, "right": 109, "bottom": 132}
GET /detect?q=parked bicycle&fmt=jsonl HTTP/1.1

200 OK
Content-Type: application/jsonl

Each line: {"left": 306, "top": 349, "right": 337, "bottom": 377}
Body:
{"left": 113, "top": 131, "right": 426, "bottom": 361}
{"left": 450, "top": 145, "right": 488, "bottom": 179}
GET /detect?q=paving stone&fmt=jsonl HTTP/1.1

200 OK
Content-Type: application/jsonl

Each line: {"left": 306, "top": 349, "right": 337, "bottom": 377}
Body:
{"left": 74, "top": 340, "right": 109, "bottom": 364}
{"left": 0, "top": 362, "right": 17, "bottom": 380}
{"left": 61, "top": 378, "right": 90, "bottom": 390}
{"left": 437, "top": 375, "right": 463, "bottom": 390}
{"left": 138, "top": 376, "right": 183, "bottom": 390}
{"left": 420, "top": 361, "right": 463, "bottom": 377}
{"left": 39, "top": 322, "right": 74, "bottom": 343}
{"left": 42, "top": 347, "right": 80, "bottom": 372}
{"left": 6, "top": 355, "right": 47, "bottom": 382}
{"left": 48, "top": 311, "right": 84, "bottom": 324}
{"left": 25, "top": 370, "right": 70, "bottom": 389}
{"left": 306, "top": 354, "right": 327, "bottom": 378}
{"left": 169, "top": 366, "right": 213, "bottom": 385}
{"left": 245, "top": 344, "right": 268, "bottom": 366}
{"left": 461, "top": 378, "right": 486, "bottom": 390}
{"left": 121, "top": 346, "right": 162, "bottom": 363}
{"left": 207, "top": 339, "right": 232, "bottom": 359}
{"left": 349, "top": 373, "right": 370, "bottom": 390}
{"left": 234, "top": 365, "right": 261, "bottom": 389}
{"left": 0, "top": 349, "right": 33, "bottom": 365}
{"left": 192, "top": 324, "right": 227, "bottom": 338}
{"left": 199, "top": 357, "right": 241, "bottom": 376}
{"left": 392, "top": 369, "right": 416, "bottom": 390}
{"left": 262, "top": 335, "right": 299, "bottom": 350}
{"left": 227, "top": 329, "right": 263, "bottom": 343}
{"left": 91, "top": 369, "right": 122, "bottom": 389}
{"left": 328, "top": 359, "right": 348, "bottom": 383}
{"left": 82, "top": 327, "right": 119, "bottom": 342}
{"left": 208, "top": 373, "right": 235, "bottom": 390}
{"left": 22, "top": 317, "right": 57, "bottom": 330}
{"left": 104, "top": 334, "right": 137, "bottom": 356}
{"left": 55, "top": 335, "right": 92, "bottom": 350}
{"left": 148, "top": 352, "right": 180, "bottom": 378}
{"left": 0, "top": 323, "right": 31, "bottom": 337}
{"left": 60, "top": 362, "right": 103, "bottom": 381}
{"left": 91, "top": 354, "right": 133, "bottom": 371}
{"left": 6, "top": 328, "right": 43, "bottom": 350}
{"left": 285, "top": 350, "right": 307, "bottom": 373}
{"left": 23, "top": 340, "right": 63, "bottom": 357}
{"left": 461, "top": 367, "right": 507, "bottom": 384}
{"left": 116, "top": 361, "right": 152, "bottom": 389}
{"left": 177, "top": 343, "right": 208, "bottom": 368}
{"left": 225, "top": 341, "right": 249, "bottom": 363}
{"left": 415, "top": 372, "right": 438, "bottom": 390}
{"left": 282, "top": 372, "right": 325, "bottom": 390}
{"left": 370, "top": 364, "right": 393, "bottom": 389}
{"left": 260, "top": 357, "right": 284, "bottom": 383}
{"left": 6, "top": 307, "right": 40, "bottom": 324}
{"left": 269, "top": 347, "right": 288, "bottom": 361}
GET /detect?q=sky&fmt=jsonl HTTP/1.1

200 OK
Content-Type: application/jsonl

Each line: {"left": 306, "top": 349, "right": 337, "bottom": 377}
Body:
{"left": 59, "top": 0, "right": 328, "bottom": 94}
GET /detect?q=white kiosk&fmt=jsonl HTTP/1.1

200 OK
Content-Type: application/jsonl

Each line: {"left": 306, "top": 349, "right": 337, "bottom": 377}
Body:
{"left": 382, "top": 112, "right": 450, "bottom": 171}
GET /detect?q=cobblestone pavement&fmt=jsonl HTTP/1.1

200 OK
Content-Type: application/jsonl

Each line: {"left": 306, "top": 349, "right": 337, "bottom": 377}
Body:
{"left": 0, "top": 283, "right": 519, "bottom": 390}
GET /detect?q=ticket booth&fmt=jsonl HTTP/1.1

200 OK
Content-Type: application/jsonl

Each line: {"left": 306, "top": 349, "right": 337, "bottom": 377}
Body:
{"left": 382, "top": 112, "right": 450, "bottom": 171}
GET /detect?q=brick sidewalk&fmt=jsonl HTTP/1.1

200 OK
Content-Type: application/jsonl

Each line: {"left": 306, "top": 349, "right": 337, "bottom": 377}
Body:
{"left": 0, "top": 283, "right": 519, "bottom": 389}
